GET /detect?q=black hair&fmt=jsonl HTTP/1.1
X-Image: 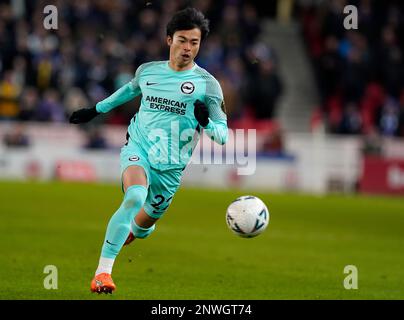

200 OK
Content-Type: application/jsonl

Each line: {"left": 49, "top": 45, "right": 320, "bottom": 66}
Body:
{"left": 166, "top": 7, "right": 210, "bottom": 41}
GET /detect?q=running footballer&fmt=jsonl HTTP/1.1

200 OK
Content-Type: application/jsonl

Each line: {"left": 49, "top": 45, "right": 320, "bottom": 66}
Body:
{"left": 69, "top": 7, "right": 228, "bottom": 294}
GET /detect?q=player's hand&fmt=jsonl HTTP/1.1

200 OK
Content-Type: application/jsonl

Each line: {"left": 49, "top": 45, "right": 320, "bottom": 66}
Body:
{"left": 69, "top": 106, "right": 100, "bottom": 124}
{"left": 194, "top": 100, "right": 209, "bottom": 127}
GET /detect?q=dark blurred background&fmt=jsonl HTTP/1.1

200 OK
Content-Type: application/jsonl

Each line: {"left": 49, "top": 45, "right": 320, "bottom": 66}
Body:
{"left": 0, "top": 0, "right": 280, "bottom": 126}
{"left": 1, "top": 0, "right": 403, "bottom": 137}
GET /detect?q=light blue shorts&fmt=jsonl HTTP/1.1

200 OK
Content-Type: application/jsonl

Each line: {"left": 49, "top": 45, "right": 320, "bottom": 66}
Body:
{"left": 120, "top": 141, "right": 183, "bottom": 219}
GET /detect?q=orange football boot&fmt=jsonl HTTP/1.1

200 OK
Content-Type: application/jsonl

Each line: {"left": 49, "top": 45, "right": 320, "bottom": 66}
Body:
{"left": 90, "top": 273, "right": 116, "bottom": 294}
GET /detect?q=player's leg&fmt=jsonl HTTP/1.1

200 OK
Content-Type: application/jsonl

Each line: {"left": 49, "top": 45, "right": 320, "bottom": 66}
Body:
{"left": 123, "top": 168, "right": 158, "bottom": 232}
{"left": 91, "top": 165, "right": 148, "bottom": 293}
{"left": 123, "top": 207, "right": 159, "bottom": 245}
{"left": 100, "top": 165, "right": 148, "bottom": 257}
{"left": 124, "top": 168, "right": 182, "bottom": 246}
{"left": 135, "top": 208, "right": 158, "bottom": 227}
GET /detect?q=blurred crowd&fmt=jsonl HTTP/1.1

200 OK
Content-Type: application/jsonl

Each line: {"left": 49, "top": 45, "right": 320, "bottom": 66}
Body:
{"left": 299, "top": 0, "right": 404, "bottom": 137}
{"left": 0, "top": 0, "right": 283, "bottom": 132}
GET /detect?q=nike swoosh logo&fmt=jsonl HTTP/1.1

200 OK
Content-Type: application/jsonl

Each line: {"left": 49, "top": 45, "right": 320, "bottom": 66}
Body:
{"left": 106, "top": 240, "right": 117, "bottom": 246}
{"left": 146, "top": 81, "right": 158, "bottom": 86}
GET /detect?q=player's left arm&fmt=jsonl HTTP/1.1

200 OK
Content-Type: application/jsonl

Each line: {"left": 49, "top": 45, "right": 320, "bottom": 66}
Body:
{"left": 69, "top": 64, "right": 144, "bottom": 124}
{"left": 95, "top": 64, "right": 144, "bottom": 114}
{"left": 194, "top": 78, "right": 228, "bottom": 145}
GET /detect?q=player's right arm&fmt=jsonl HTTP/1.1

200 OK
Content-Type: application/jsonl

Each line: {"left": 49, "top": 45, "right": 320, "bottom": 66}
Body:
{"left": 69, "top": 65, "right": 144, "bottom": 124}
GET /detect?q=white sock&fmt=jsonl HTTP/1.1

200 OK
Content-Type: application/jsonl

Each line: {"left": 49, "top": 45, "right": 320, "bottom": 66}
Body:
{"left": 95, "top": 257, "right": 115, "bottom": 276}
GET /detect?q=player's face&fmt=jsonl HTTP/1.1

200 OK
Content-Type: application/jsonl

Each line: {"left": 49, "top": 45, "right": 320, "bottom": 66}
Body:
{"left": 167, "top": 28, "right": 201, "bottom": 69}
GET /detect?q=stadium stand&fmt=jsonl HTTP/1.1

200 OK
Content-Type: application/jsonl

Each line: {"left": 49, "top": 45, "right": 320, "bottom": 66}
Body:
{"left": 297, "top": 0, "right": 404, "bottom": 137}
{"left": 0, "top": 0, "right": 284, "bottom": 134}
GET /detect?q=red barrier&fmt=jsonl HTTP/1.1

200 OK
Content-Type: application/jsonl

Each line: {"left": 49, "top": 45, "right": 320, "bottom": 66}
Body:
{"left": 360, "top": 157, "right": 404, "bottom": 195}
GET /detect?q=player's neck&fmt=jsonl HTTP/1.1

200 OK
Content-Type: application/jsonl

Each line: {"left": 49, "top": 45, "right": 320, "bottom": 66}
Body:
{"left": 168, "top": 60, "right": 195, "bottom": 72}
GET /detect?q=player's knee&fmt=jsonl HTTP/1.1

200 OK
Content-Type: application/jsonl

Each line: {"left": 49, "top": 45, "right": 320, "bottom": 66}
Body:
{"left": 123, "top": 185, "right": 147, "bottom": 210}
{"left": 131, "top": 219, "right": 156, "bottom": 239}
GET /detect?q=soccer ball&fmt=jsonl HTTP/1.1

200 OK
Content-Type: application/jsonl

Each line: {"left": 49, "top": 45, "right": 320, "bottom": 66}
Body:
{"left": 226, "top": 195, "right": 269, "bottom": 238}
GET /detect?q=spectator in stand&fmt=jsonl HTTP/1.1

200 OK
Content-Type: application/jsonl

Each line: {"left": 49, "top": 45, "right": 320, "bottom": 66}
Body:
{"left": 377, "top": 26, "right": 403, "bottom": 98}
{"left": 322, "top": 0, "right": 347, "bottom": 40}
{"left": 339, "top": 101, "right": 362, "bottom": 135}
{"left": 317, "top": 35, "right": 343, "bottom": 104}
{"left": 245, "top": 54, "right": 283, "bottom": 119}
{"left": 241, "top": 2, "right": 262, "bottom": 44}
{"left": 340, "top": 31, "right": 371, "bottom": 103}
{"left": 377, "top": 97, "right": 400, "bottom": 137}
{"left": 18, "top": 87, "right": 39, "bottom": 121}
{"left": 85, "top": 127, "right": 108, "bottom": 150}
{"left": 0, "top": 70, "right": 21, "bottom": 120}
{"left": 3, "top": 124, "right": 30, "bottom": 148}
{"left": 217, "top": 5, "right": 244, "bottom": 56}
{"left": 222, "top": 55, "right": 248, "bottom": 119}
{"left": 35, "top": 89, "right": 65, "bottom": 122}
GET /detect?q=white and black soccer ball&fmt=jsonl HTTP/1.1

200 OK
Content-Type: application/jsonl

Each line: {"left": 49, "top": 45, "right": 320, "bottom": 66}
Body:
{"left": 226, "top": 195, "right": 269, "bottom": 238}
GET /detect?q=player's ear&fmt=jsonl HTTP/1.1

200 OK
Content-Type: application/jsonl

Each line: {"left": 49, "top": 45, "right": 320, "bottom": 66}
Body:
{"left": 167, "top": 36, "right": 173, "bottom": 46}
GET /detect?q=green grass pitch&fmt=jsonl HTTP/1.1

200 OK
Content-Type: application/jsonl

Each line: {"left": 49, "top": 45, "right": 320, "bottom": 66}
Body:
{"left": 0, "top": 180, "right": 403, "bottom": 300}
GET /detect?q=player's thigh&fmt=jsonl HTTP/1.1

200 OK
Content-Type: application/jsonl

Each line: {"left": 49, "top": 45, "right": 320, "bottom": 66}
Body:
{"left": 122, "top": 165, "right": 147, "bottom": 191}
{"left": 120, "top": 143, "right": 151, "bottom": 192}
{"left": 143, "top": 168, "right": 183, "bottom": 219}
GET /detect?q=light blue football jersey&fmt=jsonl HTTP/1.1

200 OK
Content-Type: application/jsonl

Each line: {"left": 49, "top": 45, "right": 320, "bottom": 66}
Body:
{"left": 96, "top": 61, "right": 228, "bottom": 171}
